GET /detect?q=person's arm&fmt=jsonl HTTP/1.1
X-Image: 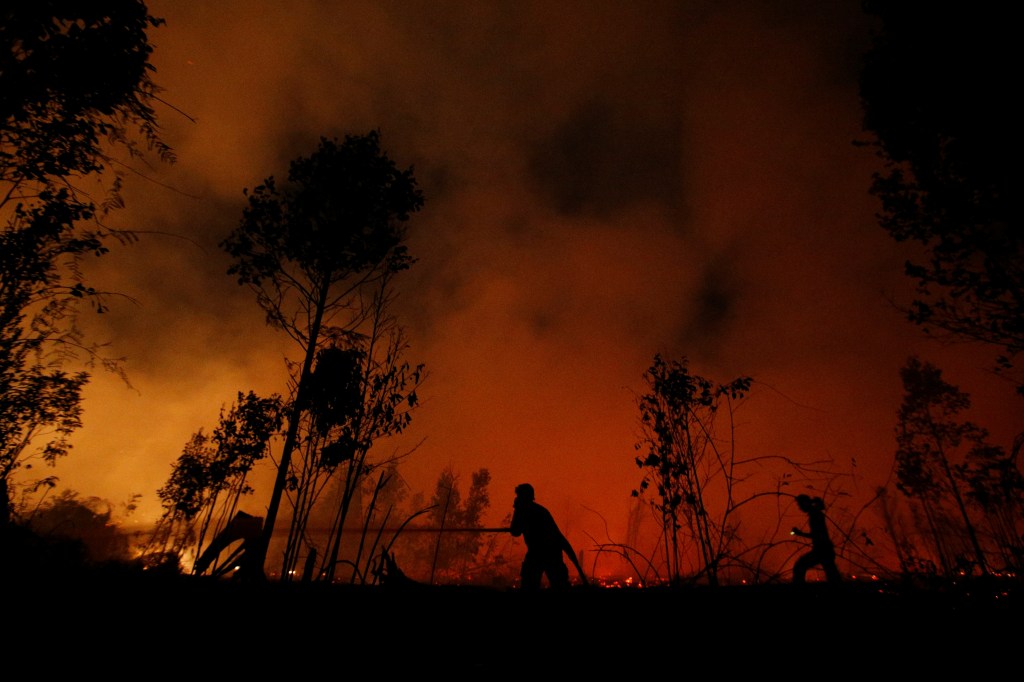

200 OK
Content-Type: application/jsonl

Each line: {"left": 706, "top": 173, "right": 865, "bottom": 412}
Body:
{"left": 509, "top": 504, "right": 524, "bottom": 538}
{"left": 791, "top": 526, "right": 810, "bottom": 538}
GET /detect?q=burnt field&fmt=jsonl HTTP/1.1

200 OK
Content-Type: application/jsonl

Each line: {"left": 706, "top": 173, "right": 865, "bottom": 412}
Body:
{"left": 10, "top": 567, "right": 1020, "bottom": 675}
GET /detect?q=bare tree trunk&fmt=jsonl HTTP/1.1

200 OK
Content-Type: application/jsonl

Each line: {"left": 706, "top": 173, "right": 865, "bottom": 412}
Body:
{"left": 431, "top": 484, "right": 453, "bottom": 585}
{"left": 244, "top": 279, "right": 330, "bottom": 581}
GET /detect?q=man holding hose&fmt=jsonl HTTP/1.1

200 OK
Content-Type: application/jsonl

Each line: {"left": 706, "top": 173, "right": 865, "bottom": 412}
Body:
{"left": 509, "top": 483, "right": 589, "bottom": 590}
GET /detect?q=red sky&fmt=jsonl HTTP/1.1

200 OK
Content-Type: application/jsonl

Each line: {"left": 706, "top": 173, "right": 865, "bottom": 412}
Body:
{"left": 51, "top": 0, "right": 1019, "bottom": 577}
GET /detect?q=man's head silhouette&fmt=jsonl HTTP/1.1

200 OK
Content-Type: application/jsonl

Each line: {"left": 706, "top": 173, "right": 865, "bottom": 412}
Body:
{"left": 515, "top": 483, "right": 535, "bottom": 502}
{"left": 796, "top": 494, "right": 824, "bottom": 512}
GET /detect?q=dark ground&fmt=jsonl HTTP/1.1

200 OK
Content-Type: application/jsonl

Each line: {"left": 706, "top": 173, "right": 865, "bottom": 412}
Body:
{"left": 8, "top": 565, "right": 1020, "bottom": 676}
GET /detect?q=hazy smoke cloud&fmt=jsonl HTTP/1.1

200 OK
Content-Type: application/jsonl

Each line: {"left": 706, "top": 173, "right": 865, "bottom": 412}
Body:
{"left": 55, "top": 1, "right": 1019, "bottom": 557}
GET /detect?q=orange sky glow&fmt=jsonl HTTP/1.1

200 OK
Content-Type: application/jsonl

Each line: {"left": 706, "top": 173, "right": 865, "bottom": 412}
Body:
{"left": 40, "top": 0, "right": 1020, "bottom": 581}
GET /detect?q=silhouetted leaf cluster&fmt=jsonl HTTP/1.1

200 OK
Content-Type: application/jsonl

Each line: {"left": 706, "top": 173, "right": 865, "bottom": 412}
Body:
{"left": 221, "top": 130, "right": 422, "bottom": 296}
{"left": 220, "top": 131, "right": 425, "bottom": 579}
{"left": 893, "top": 356, "right": 1024, "bottom": 576}
{"left": 632, "top": 354, "right": 753, "bottom": 585}
{"left": 157, "top": 391, "right": 284, "bottom": 521}
{"left": 860, "top": 2, "right": 1023, "bottom": 392}
{"left": 0, "top": 1, "right": 171, "bottom": 520}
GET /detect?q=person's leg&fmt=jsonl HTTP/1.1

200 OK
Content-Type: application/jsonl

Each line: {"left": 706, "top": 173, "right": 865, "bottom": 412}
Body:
{"left": 823, "top": 554, "right": 843, "bottom": 583}
{"left": 792, "top": 551, "right": 814, "bottom": 584}
{"left": 520, "top": 554, "right": 543, "bottom": 590}
{"left": 546, "top": 560, "right": 570, "bottom": 589}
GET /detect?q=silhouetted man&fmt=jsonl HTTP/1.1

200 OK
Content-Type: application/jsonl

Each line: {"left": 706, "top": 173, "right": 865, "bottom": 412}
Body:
{"left": 509, "top": 483, "right": 588, "bottom": 590}
{"left": 791, "top": 494, "right": 842, "bottom": 584}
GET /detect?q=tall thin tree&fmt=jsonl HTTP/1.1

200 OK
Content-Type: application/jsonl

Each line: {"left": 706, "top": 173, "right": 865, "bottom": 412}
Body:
{"left": 894, "top": 356, "right": 991, "bottom": 576}
{"left": 220, "top": 131, "right": 423, "bottom": 579}
{"left": 632, "top": 354, "right": 752, "bottom": 586}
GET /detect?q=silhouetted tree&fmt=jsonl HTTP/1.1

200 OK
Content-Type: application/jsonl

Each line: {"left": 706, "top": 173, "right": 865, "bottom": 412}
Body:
{"left": 632, "top": 354, "right": 752, "bottom": 586}
{"left": 317, "top": 315, "right": 425, "bottom": 583}
{"left": 875, "top": 485, "right": 920, "bottom": 578}
{"left": 145, "top": 391, "right": 283, "bottom": 572}
{"left": 220, "top": 130, "right": 424, "bottom": 579}
{"left": 894, "top": 356, "right": 992, "bottom": 576}
{"left": 960, "top": 435, "right": 1024, "bottom": 572}
{"left": 278, "top": 327, "right": 424, "bottom": 584}
{"left": 388, "top": 466, "right": 497, "bottom": 584}
{"left": 0, "top": 2, "right": 173, "bottom": 522}
{"left": 277, "top": 346, "right": 363, "bottom": 579}
{"left": 426, "top": 466, "right": 492, "bottom": 584}
{"left": 859, "top": 2, "right": 1023, "bottom": 393}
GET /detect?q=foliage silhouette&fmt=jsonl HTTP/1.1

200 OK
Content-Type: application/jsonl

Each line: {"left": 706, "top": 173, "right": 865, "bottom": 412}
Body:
{"left": 632, "top": 354, "right": 752, "bottom": 585}
{"left": 0, "top": 1, "right": 172, "bottom": 522}
{"left": 25, "top": 489, "right": 136, "bottom": 565}
{"left": 859, "top": 2, "right": 1023, "bottom": 394}
{"left": 859, "top": 1, "right": 1024, "bottom": 588}
{"left": 144, "top": 391, "right": 283, "bottom": 574}
{"left": 892, "top": 356, "right": 1008, "bottom": 577}
{"left": 960, "top": 435, "right": 1024, "bottom": 573}
{"left": 220, "top": 130, "right": 424, "bottom": 580}
{"left": 407, "top": 466, "right": 494, "bottom": 584}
